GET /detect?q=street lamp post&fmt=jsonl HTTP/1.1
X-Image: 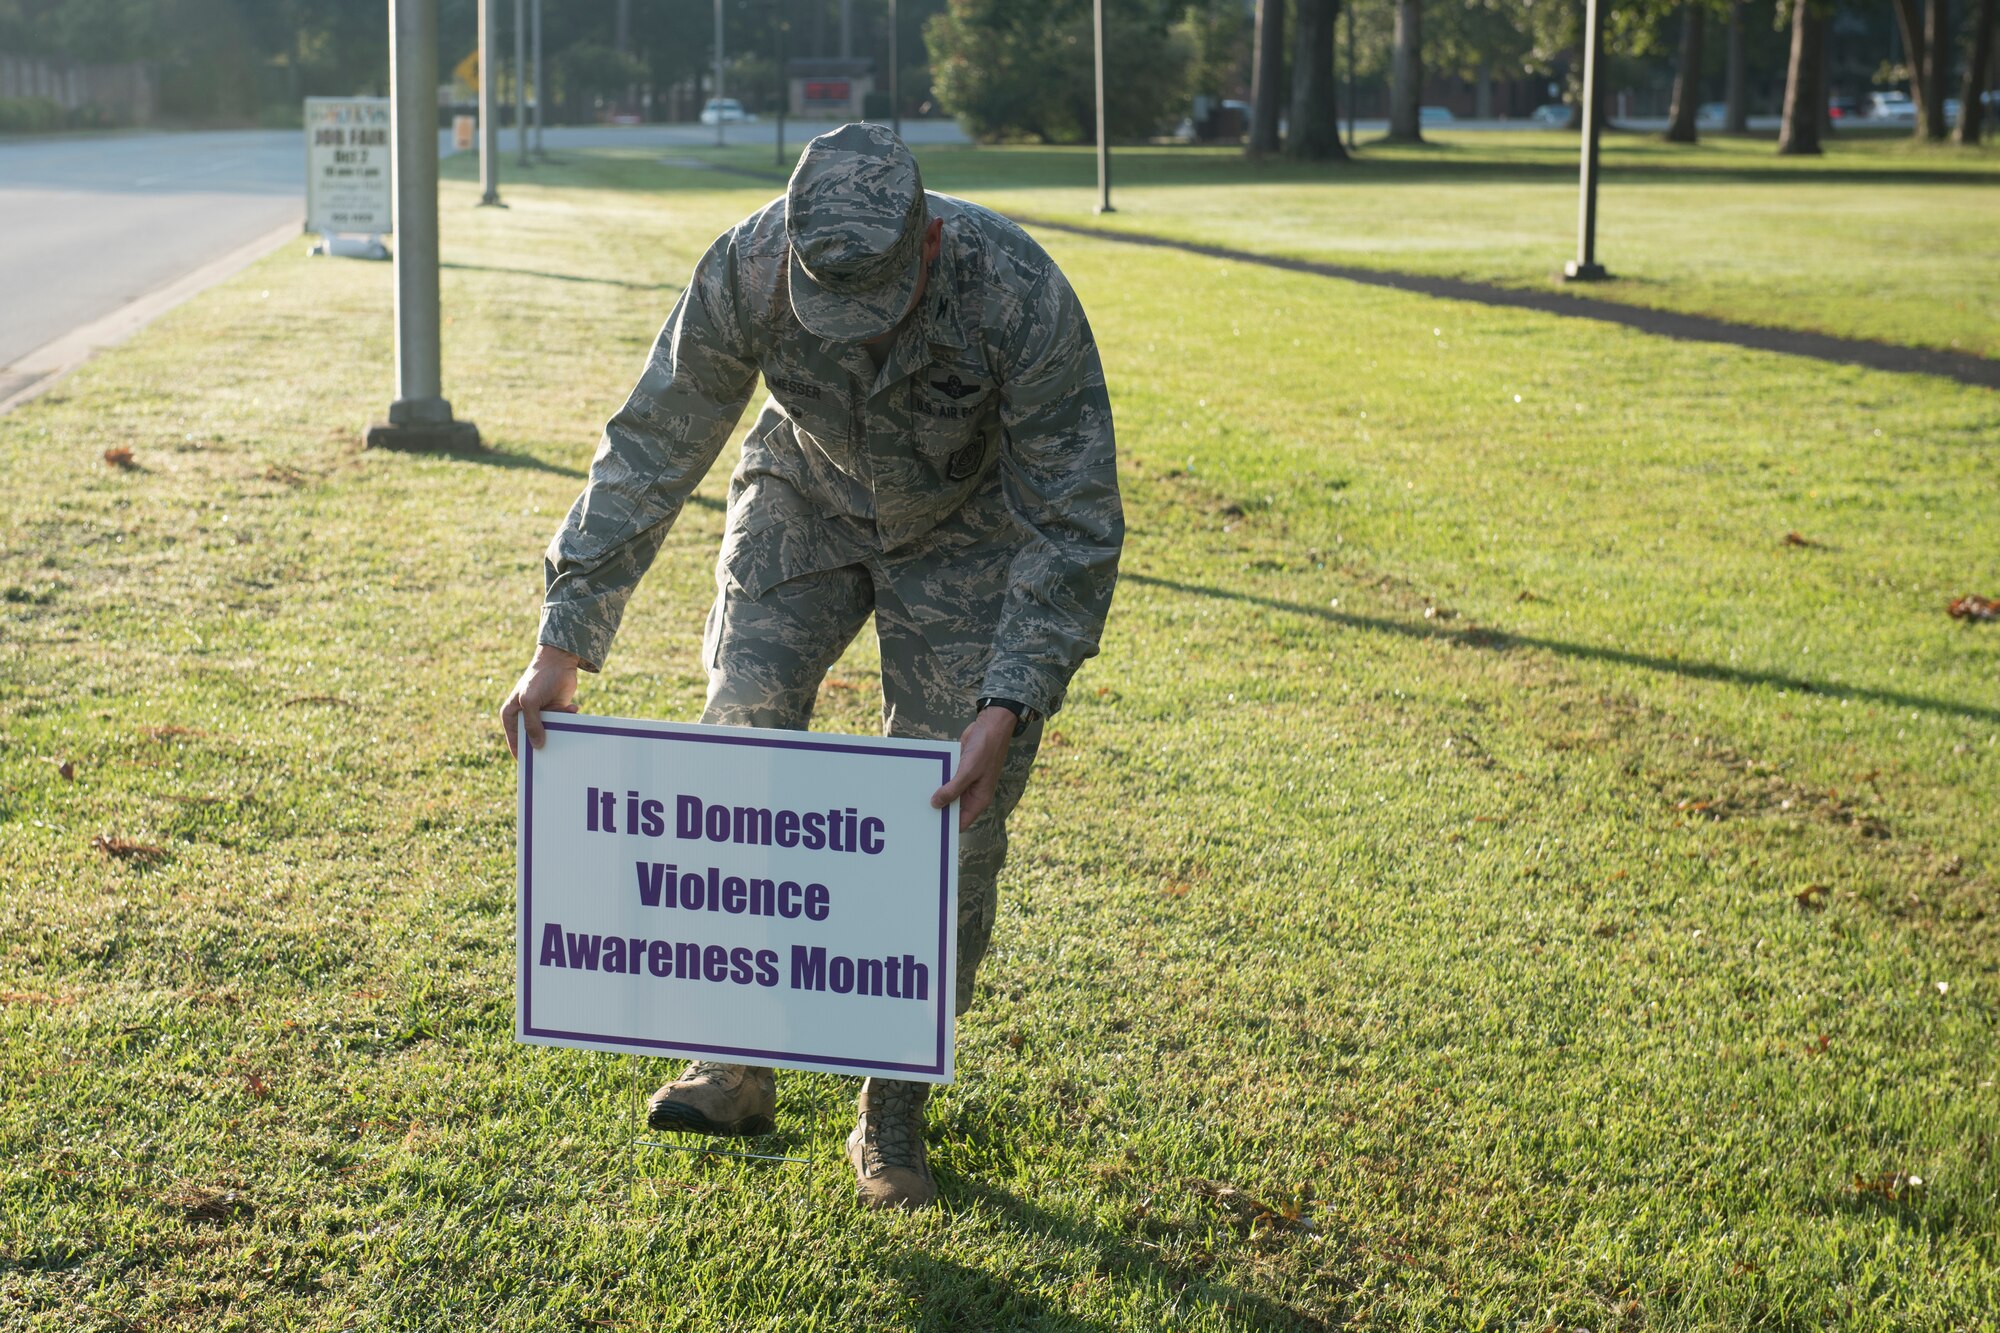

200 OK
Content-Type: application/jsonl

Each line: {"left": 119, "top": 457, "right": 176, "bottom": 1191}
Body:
{"left": 478, "top": 0, "right": 502, "bottom": 204}
{"left": 369, "top": 0, "right": 480, "bottom": 452}
{"left": 532, "top": 0, "right": 545, "bottom": 157}
{"left": 714, "top": 0, "right": 726, "bottom": 148}
{"left": 775, "top": 3, "right": 788, "bottom": 169}
{"left": 890, "top": 0, "right": 900, "bottom": 138}
{"left": 1565, "top": 0, "right": 1610, "bottom": 281}
{"left": 1345, "top": 0, "right": 1357, "bottom": 151}
{"left": 1093, "top": 0, "right": 1113, "bottom": 213}
{"left": 514, "top": 0, "right": 528, "bottom": 166}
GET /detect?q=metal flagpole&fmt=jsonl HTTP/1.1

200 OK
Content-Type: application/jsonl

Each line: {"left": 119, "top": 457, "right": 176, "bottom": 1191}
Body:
{"left": 478, "top": 0, "right": 502, "bottom": 203}
{"left": 713, "top": 0, "right": 726, "bottom": 148}
{"left": 1093, "top": 0, "right": 1112, "bottom": 213}
{"left": 775, "top": 2, "right": 788, "bottom": 169}
{"left": 532, "top": 0, "right": 545, "bottom": 157}
{"left": 514, "top": 0, "right": 528, "bottom": 165}
{"left": 370, "top": 0, "right": 480, "bottom": 452}
{"left": 1564, "top": 0, "right": 1610, "bottom": 280}
{"left": 1345, "top": 0, "right": 1357, "bottom": 151}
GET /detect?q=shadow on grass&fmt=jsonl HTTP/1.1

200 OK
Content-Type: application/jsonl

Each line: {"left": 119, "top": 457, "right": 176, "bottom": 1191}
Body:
{"left": 899, "top": 1180, "right": 1333, "bottom": 1332}
{"left": 440, "top": 261, "right": 680, "bottom": 292}
{"left": 1126, "top": 572, "right": 2000, "bottom": 726}
{"left": 1019, "top": 218, "right": 2000, "bottom": 388}
{"left": 462, "top": 448, "right": 587, "bottom": 479}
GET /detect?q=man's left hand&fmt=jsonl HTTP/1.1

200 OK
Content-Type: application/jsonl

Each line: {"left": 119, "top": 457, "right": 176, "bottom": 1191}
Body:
{"left": 931, "top": 707, "right": 1018, "bottom": 832}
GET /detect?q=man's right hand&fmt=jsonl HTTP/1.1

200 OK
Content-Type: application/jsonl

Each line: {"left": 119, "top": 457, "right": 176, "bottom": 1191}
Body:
{"left": 500, "top": 645, "right": 583, "bottom": 759}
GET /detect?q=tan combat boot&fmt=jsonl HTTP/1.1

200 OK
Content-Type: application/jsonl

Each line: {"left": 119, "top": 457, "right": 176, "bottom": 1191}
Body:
{"left": 646, "top": 1062, "right": 777, "bottom": 1137}
{"left": 846, "top": 1077, "right": 936, "bottom": 1211}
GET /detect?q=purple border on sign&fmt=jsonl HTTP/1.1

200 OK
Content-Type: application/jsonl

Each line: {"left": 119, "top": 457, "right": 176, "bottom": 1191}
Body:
{"left": 521, "top": 718, "right": 955, "bottom": 1076}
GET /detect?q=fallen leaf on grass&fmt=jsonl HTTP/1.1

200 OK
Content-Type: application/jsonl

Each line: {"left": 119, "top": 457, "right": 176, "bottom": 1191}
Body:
{"left": 1160, "top": 881, "right": 1192, "bottom": 899}
{"left": 161, "top": 1184, "right": 255, "bottom": 1224}
{"left": 1806, "top": 1033, "right": 1831, "bottom": 1055}
{"left": 102, "top": 447, "right": 137, "bottom": 470}
{"left": 242, "top": 1072, "right": 271, "bottom": 1100}
{"left": 1188, "top": 1178, "right": 1317, "bottom": 1241}
{"left": 1793, "top": 883, "right": 1830, "bottom": 911}
{"left": 92, "top": 834, "right": 165, "bottom": 864}
{"left": 1947, "top": 594, "right": 1999, "bottom": 622}
{"left": 1852, "top": 1170, "right": 1925, "bottom": 1204}
{"left": 56, "top": 759, "right": 74, "bottom": 781}
{"left": 281, "top": 695, "right": 356, "bottom": 709}
{"left": 1781, "top": 531, "right": 1818, "bottom": 548}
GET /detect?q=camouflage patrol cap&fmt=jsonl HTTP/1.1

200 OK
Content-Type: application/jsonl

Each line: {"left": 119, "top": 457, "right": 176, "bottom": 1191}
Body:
{"left": 786, "top": 122, "right": 928, "bottom": 342}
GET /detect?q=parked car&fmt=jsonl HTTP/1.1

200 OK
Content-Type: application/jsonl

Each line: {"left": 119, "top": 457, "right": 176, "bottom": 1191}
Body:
{"left": 1696, "top": 101, "right": 1728, "bottom": 127}
{"left": 1419, "top": 105, "right": 1456, "bottom": 126}
{"left": 1867, "top": 91, "right": 1916, "bottom": 123}
{"left": 1943, "top": 97, "right": 1961, "bottom": 123}
{"left": 1827, "top": 96, "right": 1860, "bottom": 121}
{"left": 1529, "top": 103, "right": 1572, "bottom": 127}
{"left": 698, "top": 98, "right": 755, "bottom": 126}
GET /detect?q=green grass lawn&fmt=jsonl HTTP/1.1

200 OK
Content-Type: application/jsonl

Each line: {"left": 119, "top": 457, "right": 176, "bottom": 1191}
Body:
{"left": 1, "top": 142, "right": 1997, "bottom": 1330}
{"left": 708, "top": 129, "right": 2000, "bottom": 360}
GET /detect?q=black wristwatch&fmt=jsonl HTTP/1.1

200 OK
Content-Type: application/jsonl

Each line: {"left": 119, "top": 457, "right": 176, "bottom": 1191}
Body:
{"left": 975, "top": 696, "right": 1040, "bottom": 737}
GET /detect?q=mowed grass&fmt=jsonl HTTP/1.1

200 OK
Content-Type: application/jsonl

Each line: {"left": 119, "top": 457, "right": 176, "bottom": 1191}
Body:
{"left": 0, "top": 144, "right": 1997, "bottom": 1330}
{"left": 711, "top": 130, "right": 2000, "bottom": 359}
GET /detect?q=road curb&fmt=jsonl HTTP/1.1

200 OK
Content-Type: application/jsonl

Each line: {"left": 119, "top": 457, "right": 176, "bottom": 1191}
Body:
{"left": 0, "top": 216, "right": 304, "bottom": 416}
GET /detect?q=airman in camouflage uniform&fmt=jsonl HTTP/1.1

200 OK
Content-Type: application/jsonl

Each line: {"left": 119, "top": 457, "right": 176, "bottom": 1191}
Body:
{"left": 501, "top": 123, "right": 1121, "bottom": 1211}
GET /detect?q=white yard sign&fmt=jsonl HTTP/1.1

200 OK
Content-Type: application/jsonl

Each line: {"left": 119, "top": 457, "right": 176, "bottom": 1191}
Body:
{"left": 516, "top": 715, "right": 961, "bottom": 1083}
{"left": 304, "top": 97, "right": 392, "bottom": 235}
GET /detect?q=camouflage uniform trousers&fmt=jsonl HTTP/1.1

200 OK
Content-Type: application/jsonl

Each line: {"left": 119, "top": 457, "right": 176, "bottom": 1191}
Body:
{"left": 697, "top": 484, "right": 1044, "bottom": 1018}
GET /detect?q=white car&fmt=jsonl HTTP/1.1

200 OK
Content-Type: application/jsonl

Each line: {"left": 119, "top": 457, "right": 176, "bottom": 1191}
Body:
{"left": 1419, "top": 105, "right": 1456, "bottom": 126}
{"left": 1529, "top": 103, "right": 1572, "bottom": 127}
{"left": 698, "top": 98, "right": 756, "bottom": 126}
{"left": 1867, "top": 91, "right": 1916, "bottom": 123}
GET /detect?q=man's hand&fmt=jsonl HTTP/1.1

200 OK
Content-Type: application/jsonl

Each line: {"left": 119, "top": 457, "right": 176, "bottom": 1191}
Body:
{"left": 930, "top": 707, "right": 1019, "bottom": 832}
{"left": 500, "top": 645, "right": 583, "bottom": 759}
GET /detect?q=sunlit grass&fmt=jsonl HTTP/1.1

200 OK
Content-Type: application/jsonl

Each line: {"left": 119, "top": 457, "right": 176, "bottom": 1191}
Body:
{"left": 0, "top": 145, "right": 1995, "bottom": 1329}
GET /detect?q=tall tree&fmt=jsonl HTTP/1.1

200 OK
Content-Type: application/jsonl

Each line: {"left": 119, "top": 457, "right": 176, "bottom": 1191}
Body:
{"left": 1664, "top": 4, "right": 1707, "bottom": 141}
{"left": 1248, "top": 0, "right": 1285, "bottom": 154}
{"left": 1776, "top": 0, "right": 1822, "bottom": 154}
{"left": 1286, "top": 0, "right": 1348, "bottom": 158}
{"left": 1890, "top": 0, "right": 1954, "bottom": 140}
{"left": 1959, "top": 0, "right": 1997, "bottom": 142}
{"left": 1725, "top": 0, "right": 1748, "bottom": 130}
{"left": 1387, "top": 0, "right": 1423, "bottom": 141}
{"left": 1923, "top": 0, "right": 1953, "bottom": 138}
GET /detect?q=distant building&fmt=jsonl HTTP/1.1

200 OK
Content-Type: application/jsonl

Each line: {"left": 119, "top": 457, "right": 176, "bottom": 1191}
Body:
{"left": 787, "top": 58, "right": 873, "bottom": 120}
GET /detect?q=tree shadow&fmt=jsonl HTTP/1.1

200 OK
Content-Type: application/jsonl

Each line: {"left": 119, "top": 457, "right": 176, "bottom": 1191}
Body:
{"left": 440, "top": 262, "right": 680, "bottom": 293}
{"left": 893, "top": 1179, "right": 1334, "bottom": 1331}
{"left": 1019, "top": 219, "right": 2000, "bottom": 388}
{"left": 1124, "top": 572, "right": 2000, "bottom": 726}
{"left": 459, "top": 447, "right": 587, "bottom": 479}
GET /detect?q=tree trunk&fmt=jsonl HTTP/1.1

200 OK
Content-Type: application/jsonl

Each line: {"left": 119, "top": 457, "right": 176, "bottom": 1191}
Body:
{"left": 1959, "top": 0, "right": 1997, "bottom": 142}
{"left": 1248, "top": 0, "right": 1285, "bottom": 154}
{"left": 1778, "top": 0, "right": 1823, "bottom": 153}
{"left": 1725, "top": 1, "right": 1748, "bottom": 131}
{"left": 1665, "top": 5, "right": 1706, "bottom": 141}
{"left": 1921, "top": 0, "right": 1953, "bottom": 138}
{"left": 1286, "top": 0, "right": 1348, "bottom": 159}
{"left": 1388, "top": 0, "right": 1424, "bottom": 141}
{"left": 1891, "top": 0, "right": 1930, "bottom": 120}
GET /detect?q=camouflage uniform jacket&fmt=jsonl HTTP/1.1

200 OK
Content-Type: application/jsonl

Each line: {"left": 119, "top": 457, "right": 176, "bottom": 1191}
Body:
{"left": 539, "top": 192, "right": 1122, "bottom": 719}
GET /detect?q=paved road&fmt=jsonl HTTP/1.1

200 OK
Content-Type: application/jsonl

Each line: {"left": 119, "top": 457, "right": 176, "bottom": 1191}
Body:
{"left": 0, "top": 130, "right": 306, "bottom": 399}
{"left": 0, "top": 120, "right": 972, "bottom": 405}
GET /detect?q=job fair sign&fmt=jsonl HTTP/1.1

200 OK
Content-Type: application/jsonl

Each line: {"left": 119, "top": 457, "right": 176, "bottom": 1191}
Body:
{"left": 516, "top": 715, "right": 960, "bottom": 1082}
